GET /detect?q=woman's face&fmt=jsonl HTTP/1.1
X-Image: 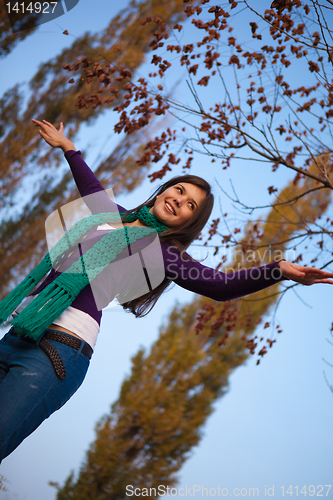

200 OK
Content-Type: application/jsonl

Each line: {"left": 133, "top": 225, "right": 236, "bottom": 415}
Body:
{"left": 149, "top": 182, "right": 207, "bottom": 228}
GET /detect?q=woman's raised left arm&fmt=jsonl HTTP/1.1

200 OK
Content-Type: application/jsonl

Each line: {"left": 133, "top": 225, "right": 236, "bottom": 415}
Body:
{"left": 162, "top": 243, "right": 333, "bottom": 301}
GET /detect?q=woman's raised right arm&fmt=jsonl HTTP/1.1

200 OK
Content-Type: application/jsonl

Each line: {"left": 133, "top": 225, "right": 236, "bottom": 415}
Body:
{"left": 64, "top": 150, "right": 110, "bottom": 199}
{"left": 32, "top": 119, "right": 122, "bottom": 214}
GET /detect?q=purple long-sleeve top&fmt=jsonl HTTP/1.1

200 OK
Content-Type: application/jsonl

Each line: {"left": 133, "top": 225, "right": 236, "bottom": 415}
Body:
{"left": 32, "top": 150, "right": 286, "bottom": 324}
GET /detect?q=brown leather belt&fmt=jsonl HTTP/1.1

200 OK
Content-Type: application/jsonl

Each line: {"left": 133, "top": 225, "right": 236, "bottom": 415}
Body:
{"left": 9, "top": 328, "right": 93, "bottom": 380}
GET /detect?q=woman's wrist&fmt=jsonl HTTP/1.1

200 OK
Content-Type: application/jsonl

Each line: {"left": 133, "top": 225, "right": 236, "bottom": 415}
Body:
{"left": 277, "top": 259, "right": 286, "bottom": 268}
{"left": 60, "top": 140, "right": 76, "bottom": 153}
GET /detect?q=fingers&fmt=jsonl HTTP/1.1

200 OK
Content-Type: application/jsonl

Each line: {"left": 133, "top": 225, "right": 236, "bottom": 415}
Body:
{"left": 32, "top": 120, "right": 52, "bottom": 135}
{"left": 304, "top": 268, "right": 333, "bottom": 278}
{"left": 294, "top": 264, "right": 333, "bottom": 278}
{"left": 282, "top": 261, "right": 333, "bottom": 286}
{"left": 279, "top": 261, "right": 333, "bottom": 285}
{"left": 42, "top": 119, "right": 56, "bottom": 130}
{"left": 32, "top": 119, "right": 50, "bottom": 127}
{"left": 32, "top": 119, "right": 44, "bottom": 127}
{"left": 313, "top": 278, "right": 333, "bottom": 284}
{"left": 33, "top": 121, "right": 53, "bottom": 141}
{"left": 32, "top": 119, "right": 64, "bottom": 132}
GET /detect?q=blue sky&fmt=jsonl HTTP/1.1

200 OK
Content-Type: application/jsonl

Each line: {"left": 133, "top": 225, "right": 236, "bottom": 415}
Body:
{"left": 0, "top": 1, "right": 333, "bottom": 499}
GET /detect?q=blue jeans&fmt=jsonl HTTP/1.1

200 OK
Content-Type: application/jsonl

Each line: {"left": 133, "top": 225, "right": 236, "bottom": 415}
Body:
{"left": 0, "top": 329, "right": 90, "bottom": 462}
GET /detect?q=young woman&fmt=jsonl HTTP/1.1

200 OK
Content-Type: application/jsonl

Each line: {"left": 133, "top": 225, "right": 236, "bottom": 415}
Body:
{"left": 0, "top": 120, "right": 332, "bottom": 463}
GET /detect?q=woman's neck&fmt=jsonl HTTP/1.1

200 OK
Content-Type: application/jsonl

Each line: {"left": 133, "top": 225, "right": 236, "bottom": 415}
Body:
{"left": 112, "top": 219, "right": 147, "bottom": 229}
{"left": 124, "top": 220, "right": 147, "bottom": 228}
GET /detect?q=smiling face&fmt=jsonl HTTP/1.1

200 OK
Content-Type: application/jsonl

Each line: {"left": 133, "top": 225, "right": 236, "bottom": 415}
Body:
{"left": 149, "top": 182, "right": 207, "bottom": 228}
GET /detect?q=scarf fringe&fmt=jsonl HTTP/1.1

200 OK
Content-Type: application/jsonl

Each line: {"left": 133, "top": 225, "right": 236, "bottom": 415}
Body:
{"left": 0, "top": 254, "right": 52, "bottom": 324}
{"left": 0, "top": 275, "right": 37, "bottom": 324}
{"left": 12, "top": 280, "right": 76, "bottom": 341}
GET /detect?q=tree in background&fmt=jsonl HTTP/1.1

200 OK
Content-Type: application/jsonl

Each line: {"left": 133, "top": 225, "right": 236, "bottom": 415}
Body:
{"left": 51, "top": 165, "right": 331, "bottom": 498}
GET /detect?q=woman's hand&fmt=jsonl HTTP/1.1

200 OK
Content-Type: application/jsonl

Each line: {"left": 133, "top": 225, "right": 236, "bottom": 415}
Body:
{"left": 32, "top": 119, "right": 76, "bottom": 153}
{"left": 278, "top": 260, "right": 333, "bottom": 285}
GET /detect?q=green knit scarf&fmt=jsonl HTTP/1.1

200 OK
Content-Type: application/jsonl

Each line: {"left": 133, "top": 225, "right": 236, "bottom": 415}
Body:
{"left": 0, "top": 206, "right": 168, "bottom": 340}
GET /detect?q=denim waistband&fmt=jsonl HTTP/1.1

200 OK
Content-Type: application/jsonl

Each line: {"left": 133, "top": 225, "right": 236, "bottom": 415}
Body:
{"left": 9, "top": 327, "right": 93, "bottom": 380}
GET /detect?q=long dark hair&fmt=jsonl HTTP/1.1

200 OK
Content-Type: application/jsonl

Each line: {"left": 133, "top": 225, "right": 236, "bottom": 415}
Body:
{"left": 121, "top": 174, "right": 214, "bottom": 317}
